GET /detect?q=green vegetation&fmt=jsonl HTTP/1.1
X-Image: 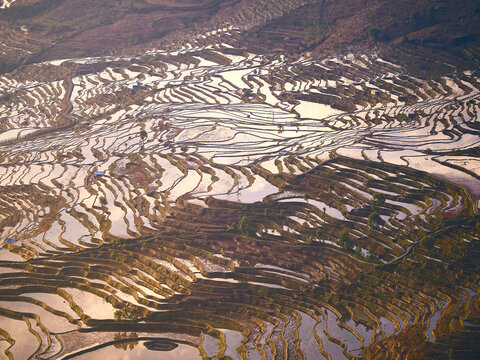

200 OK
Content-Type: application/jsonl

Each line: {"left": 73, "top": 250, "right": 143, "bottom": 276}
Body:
{"left": 420, "top": 235, "right": 435, "bottom": 249}
{"left": 427, "top": 6, "right": 436, "bottom": 26}
{"left": 368, "top": 27, "right": 380, "bottom": 42}
{"left": 368, "top": 211, "right": 383, "bottom": 229}
{"left": 339, "top": 228, "right": 353, "bottom": 251}
{"left": 237, "top": 215, "right": 251, "bottom": 235}
{"left": 114, "top": 307, "right": 140, "bottom": 321}
{"left": 410, "top": 11, "right": 420, "bottom": 32}
{"left": 372, "top": 193, "right": 386, "bottom": 207}
{"left": 449, "top": 349, "right": 455, "bottom": 360}
{"left": 0, "top": 1, "right": 479, "bottom": 358}
{"left": 139, "top": 129, "right": 147, "bottom": 145}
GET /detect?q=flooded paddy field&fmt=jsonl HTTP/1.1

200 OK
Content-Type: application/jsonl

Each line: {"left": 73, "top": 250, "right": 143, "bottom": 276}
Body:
{"left": 0, "top": 28, "right": 479, "bottom": 359}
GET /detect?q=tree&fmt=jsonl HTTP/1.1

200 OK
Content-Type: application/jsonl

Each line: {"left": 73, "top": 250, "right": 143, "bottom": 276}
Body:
{"left": 139, "top": 130, "right": 147, "bottom": 145}
{"left": 313, "top": 228, "right": 324, "bottom": 246}
{"left": 238, "top": 215, "right": 250, "bottom": 235}
{"left": 368, "top": 27, "right": 380, "bottom": 42}
{"left": 114, "top": 307, "right": 139, "bottom": 321}
{"left": 428, "top": 6, "right": 436, "bottom": 25}
{"left": 368, "top": 211, "right": 383, "bottom": 229}
{"left": 420, "top": 236, "right": 435, "bottom": 249}
{"left": 410, "top": 12, "right": 419, "bottom": 31}
{"left": 339, "top": 228, "right": 353, "bottom": 251}
{"left": 448, "top": 349, "right": 454, "bottom": 360}
{"left": 306, "top": 235, "right": 313, "bottom": 246}
{"left": 339, "top": 228, "right": 349, "bottom": 242}
{"left": 372, "top": 193, "right": 385, "bottom": 207}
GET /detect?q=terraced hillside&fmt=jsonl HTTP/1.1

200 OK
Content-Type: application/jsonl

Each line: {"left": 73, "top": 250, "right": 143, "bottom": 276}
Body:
{"left": 0, "top": 2, "right": 480, "bottom": 360}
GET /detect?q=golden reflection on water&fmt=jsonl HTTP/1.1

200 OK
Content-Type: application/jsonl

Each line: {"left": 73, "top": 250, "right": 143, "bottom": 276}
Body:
{"left": 73, "top": 340, "right": 201, "bottom": 360}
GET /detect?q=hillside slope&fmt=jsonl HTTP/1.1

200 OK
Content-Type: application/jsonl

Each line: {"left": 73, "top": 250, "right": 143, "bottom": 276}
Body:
{"left": 1, "top": 0, "right": 479, "bottom": 75}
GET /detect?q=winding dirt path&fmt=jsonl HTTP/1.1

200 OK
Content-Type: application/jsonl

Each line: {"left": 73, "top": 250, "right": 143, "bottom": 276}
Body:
{"left": 381, "top": 217, "right": 478, "bottom": 266}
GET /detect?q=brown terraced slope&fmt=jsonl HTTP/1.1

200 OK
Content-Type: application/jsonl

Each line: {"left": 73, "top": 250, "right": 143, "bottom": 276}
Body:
{"left": 0, "top": 0, "right": 479, "bottom": 359}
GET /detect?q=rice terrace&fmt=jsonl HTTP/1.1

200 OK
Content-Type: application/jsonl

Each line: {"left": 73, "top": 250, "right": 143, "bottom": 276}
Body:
{"left": 0, "top": 0, "right": 479, "bottom": 359}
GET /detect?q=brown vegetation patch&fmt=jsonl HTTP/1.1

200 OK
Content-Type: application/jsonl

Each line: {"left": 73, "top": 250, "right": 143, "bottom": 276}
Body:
{"left": 362, "top": 324, "right": 441, "bottom": 360}
{"left": 125, "top": 163, "right": 153, "bottom": 188}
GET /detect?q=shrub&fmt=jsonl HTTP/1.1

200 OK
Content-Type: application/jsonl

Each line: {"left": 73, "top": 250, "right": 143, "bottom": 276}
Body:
{"left": 114, "top": 307, "right": 139, "bottom": 321}
{"left": 372, "top": 193, "right": 386, "bottom": 207}
{"left": 428, "top": 6, "right": 436, "bottom": 25}
{"left": 420, "top": 236, "right": 435, "bottom": 249}
{"left": 237, "top": 215, "right": 250, "bottom": 235}
{"left": 368, "top": 27, "right": 380, "bottom": 42}
{"left": 410, "top": 12, "right": 419, "bottom": 31}
{"left": 339, "top": 228, "right": 353, "bottom": 251}
{"left": 368, "top": 211, "right": 383, "bottom": 228}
